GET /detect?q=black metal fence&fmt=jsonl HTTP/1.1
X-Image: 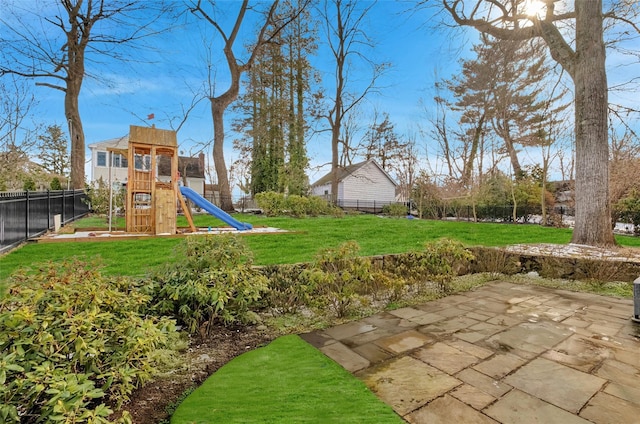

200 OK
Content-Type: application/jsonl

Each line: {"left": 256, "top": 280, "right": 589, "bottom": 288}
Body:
{"left": 336, "top": 198, "right": 395, "bottom": 214}
{"left": 0, "top": 190, "right": 90, "bottom": 253}
{"left": 208, "top": 192, "right": 575, "bottom": 224}
{"left": 414, "top": 202, "right": 574, "bottom": 223}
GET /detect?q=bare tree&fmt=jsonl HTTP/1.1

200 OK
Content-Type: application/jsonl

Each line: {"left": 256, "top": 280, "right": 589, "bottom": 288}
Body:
{"left": 318, "top": 0, "right": 388, "bottom": 202}
{"left": 0, "top": 0, "right": 167, "bottom": 189}
{"left": 190, "top": 0, "right": 308, "bottom": 210}
{"left": 395, "top": 132, "right": 419, "bottom": 202}
{"left": 338, "top": 109, "right": 361, "bottom": 167}
{"left": 0, "top": 75, "right": 41, "bottom": 189}
{"left": 441, "top": 0, "right": 629, "bottom": 246}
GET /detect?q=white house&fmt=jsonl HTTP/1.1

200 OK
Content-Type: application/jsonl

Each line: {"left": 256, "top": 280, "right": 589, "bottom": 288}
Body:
{"left": 310, "top": 159, "right": 398, "bottom": 211}
{"left": 88, "top": 136, "right": 207, "bottom": 196}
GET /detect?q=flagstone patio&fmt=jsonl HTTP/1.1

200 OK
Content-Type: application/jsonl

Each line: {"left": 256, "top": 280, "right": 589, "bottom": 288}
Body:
{"left": 301, "top": 282, "right": 640, "bottom": 423}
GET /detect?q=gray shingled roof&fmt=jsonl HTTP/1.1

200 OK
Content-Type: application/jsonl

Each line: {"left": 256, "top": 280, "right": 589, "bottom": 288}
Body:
{"left": 311, "top": 159, "right": 397, "bottom": 187}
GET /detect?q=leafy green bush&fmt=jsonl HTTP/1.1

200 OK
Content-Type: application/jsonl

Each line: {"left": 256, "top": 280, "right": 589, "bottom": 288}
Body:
{"left": 307, "top": 195, "right": 341, "bottom": 216}
{"left": 382, "top": 203, "right": 408, "bottom": 217}
{"left": 148, "top": 235, "right": 269, "bottom": 334}
{"left": 50, "top": 177, "right": 63, "bottom": 190}
{"left": 255, "top": 191, "right": 340, "bottom": 217}
{"left": 254, "top": 191, "right": 287, "bottom": 216}
{"left": 261, "top": 264, "right": 314, "bottom": 315}
{"left": 285, "top": 195, "right": 310, "bottom": 217}
{"left": 0, "top": 260, "right": 177, "bottom": 423}
{"left": 389, "top": 239, "right": 474, "bottom": 293}
{"left": 22, "top": 177, "right": 36, "bottom": 191}
{"left": 303, "top": 241, "right": 375, "bottom": 317}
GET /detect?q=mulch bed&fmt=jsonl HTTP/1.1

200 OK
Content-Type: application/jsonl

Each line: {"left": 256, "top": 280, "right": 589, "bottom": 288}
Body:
{"left": 110, "top": 325, "right": 276, "bottom": 423}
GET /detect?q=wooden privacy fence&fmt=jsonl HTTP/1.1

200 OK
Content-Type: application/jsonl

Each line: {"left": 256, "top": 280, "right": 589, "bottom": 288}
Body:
{"left": 0, "top": 190, "right": 89, "bottom": 253}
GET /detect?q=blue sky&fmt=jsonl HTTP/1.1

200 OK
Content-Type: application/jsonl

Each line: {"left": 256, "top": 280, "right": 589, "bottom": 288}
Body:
{"left": 24, "top": 1, "right": 473, "bottom": 187}
{"left": 10, "top": 1, "right": 640, "bottom": 192}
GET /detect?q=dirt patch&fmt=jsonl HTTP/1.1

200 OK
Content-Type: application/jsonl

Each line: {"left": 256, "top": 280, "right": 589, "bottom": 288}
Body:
{"left": 110, "top": 325, "right": 276, "bottom": 424}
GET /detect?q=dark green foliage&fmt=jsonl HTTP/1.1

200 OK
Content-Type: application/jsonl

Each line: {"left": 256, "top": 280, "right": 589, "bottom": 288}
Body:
{"left": 37, "top": 124, "right": 69, "bottom": 176}
{"left": 255, "top": 191, "right": 341, "bottom": 217}
{"left": 50, "top": 177, "right": 63, "bottom": 190}
{"left": 22, "top": 177, "right": 36, "bottom": 191}
{"left": 148, "top": 235, "right": 269, "bottom": 334}
{"left": 0, "top": 259, "right": 177, "bottom": 423}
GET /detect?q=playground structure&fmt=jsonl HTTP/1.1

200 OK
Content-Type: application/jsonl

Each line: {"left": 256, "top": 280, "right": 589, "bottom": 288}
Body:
{"left": 120, "top": 125, "right": 252, "bottom": 235}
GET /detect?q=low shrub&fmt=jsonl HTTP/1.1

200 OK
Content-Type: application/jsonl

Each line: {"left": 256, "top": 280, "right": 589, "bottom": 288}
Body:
{"left": 382, "top": 203, "right": 408, "bottom": 217}
{"left": 148, "top": 235, "right": 269, "bottom": 334}
{"left": 255, "top": 191, "right": 341, "bottom": 217}
{"left": 471, "top": 247, "right": 521, "bottom": 279}
{"left": 261, "top": 264, "right": 314, "bottom": 315}
{"left": 0, "top": 259, "right": 177, "bottom": 423}
{"left": 254, "top": 191, "right": 287, "bottom": 216}
{"left": 389, "top": 239, "right": 475, "bottom": 293}
{"left": 304, "top": 241, "right": 374, "bottom": 318}
{"left": 50, "top": 177, "right": 63, "bottom": 190}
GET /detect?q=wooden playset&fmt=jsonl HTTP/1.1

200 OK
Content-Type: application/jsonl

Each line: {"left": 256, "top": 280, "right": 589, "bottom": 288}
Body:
{"left": 124, "top": 125, "right": 196, "bottom": 234}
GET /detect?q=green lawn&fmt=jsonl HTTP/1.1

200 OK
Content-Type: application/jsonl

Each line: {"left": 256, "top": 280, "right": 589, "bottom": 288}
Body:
{"left": 4, "top": 214, "right": 639, "bottom": 421}
{"left": 171, "top": 335, "right": 403, "bottom": 424}
{"left": 2, "top": 214, "right": 640, "bottom": 282}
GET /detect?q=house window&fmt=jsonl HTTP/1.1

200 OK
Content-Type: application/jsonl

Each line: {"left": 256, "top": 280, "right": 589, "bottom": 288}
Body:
{"left": 324, "top": 190, "right": 329, "bottom": 195}
{"left": 109, "top": 153, "right": 127, "bottom": 168}
{"left": 97, "top": 151, "right": 106, "bottom": 167}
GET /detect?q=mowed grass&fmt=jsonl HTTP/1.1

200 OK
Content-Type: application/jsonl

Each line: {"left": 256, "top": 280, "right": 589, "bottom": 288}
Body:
{"left": 2, "top": 213, "right": 640, "bottom": 282}
{"left": 170, "top": 335, "right": 403, "bottom": 424}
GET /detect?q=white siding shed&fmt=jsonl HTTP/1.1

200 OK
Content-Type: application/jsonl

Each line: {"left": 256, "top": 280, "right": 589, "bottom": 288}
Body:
{"left": 310, "top": 160, "right": 397, "bottom": 209}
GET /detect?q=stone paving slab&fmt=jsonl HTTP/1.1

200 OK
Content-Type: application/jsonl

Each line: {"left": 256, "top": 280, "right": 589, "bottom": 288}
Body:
{"left": 450, "top": 383, "right": 497, "bottom": 410}
{"left": 405, "top": 394, "right": 498, "bottom": 424}
{"left": 484, "top": 390, "right": 593, "bottom": 424}
{"left": 357, "top": 356, "right": 461, "bottom": 416}
{"left": 412, "top": 342, "right": 480, "bottom": 374}
{"left": 504, "top": 357, "right": 606, "bottom": 412}
{"left": 580, "top": 392, "right": 640, "bottom": 423}
{"left": 373, "top": 330, "right": 434, "bottom": 354}
{"left": 301, "top": 282, "right": 640, "bottom": 423}
{"left": 317, "top": 341, "right": 369, "bottom": 372}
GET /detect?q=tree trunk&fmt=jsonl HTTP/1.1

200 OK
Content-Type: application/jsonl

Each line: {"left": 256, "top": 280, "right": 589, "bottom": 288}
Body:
{"left": 504, "top": 133, "right": 523, "bottom": 179}
{"left": 211, "top": 98, "right": 234, "bottom": 212}
{"left": 463, "top": 112, "right": 485, "bottom": 187}
{"left": 65, "top": 68, "right": 85, "bottom": 189}
{"left": 570, "top": 1, "right": 614, "bottom": 246}
{"left": 331, "top": 121, "right": 340, "bottom": 204}
{"left": 65, "top": 94, "right": 85, "bottom": 189}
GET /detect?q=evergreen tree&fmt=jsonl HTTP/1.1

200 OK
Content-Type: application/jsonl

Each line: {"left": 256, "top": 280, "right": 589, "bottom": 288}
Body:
{"left": 37, "top": 124, "right": 69, "bottom": 176}
{"left": 233, "top": 0, "right": 315, "bottom": 196}
{"left": 443, "top": 35, "right": 565, "bottom": 182}
{"left": 361, "top": 112, "right": 407, "bottom": 174}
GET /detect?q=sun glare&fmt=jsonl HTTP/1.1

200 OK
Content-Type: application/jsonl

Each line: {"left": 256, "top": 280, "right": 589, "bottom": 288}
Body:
{"left": 523, "top": 0, "right": 545, "bottom": 18}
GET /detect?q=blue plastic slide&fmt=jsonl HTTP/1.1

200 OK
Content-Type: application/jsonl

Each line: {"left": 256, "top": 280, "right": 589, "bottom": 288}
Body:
{"left": 179, "top": 186, "right": 253, "bottom": 231}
